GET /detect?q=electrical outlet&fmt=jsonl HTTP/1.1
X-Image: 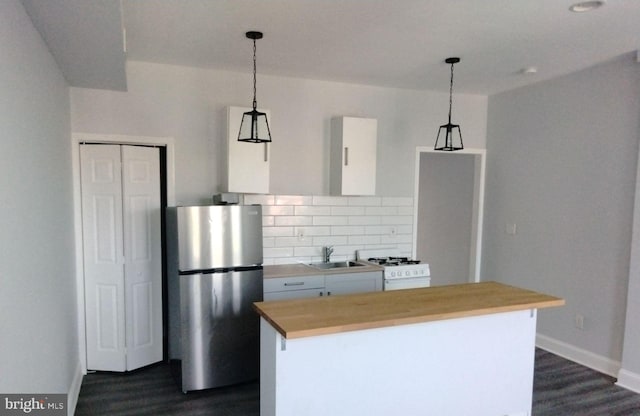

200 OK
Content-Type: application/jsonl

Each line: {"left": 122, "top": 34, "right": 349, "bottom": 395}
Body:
{"left": 575, "top": 313, "right": 585, "bottom": 330}
{"left": 505, "top": 223, "right": 517, "bottom": 235}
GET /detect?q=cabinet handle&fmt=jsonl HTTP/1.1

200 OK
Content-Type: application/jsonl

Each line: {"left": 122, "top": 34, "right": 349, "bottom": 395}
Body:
{"left": 327, "top": 291, "right": 332, "bottom": 296}
{"left": 319, "top": 292, "right": 323, "bottom": 296}
{"left": 284, "top": 282, "right": 304, "bottom": 286}
{"left": 264, "top": 143, "right": 268, "bottom": 162}
{"left": 344, "top": 147, "right": 349, "bottom": 166}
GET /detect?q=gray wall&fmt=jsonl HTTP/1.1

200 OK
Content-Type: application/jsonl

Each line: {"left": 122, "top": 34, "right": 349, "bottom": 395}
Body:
{"left": 0, "top": 0, "right": 77, "bottom": 396}
{"left": 621, "top": 149, "right": 640, "bottom": 375}
{"left": 484, "top": 54, "right": 640, "bottom": 361}
{"left": 417, "top": 153, "right": 476, "bottom": 285}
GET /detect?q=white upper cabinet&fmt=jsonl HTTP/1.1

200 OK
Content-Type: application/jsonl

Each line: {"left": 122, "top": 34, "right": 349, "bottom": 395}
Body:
{"left": 330, "top": 117, "right": 377, "bottom": 196}
{"left": 227, "top": 106, "right": 271, "bottom": 194}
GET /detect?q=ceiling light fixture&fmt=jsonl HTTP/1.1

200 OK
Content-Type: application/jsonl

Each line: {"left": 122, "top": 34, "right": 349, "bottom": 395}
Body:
{"left": 569, "top": 1, "right": 605, "bottom": 13}
{"left": 238, "top": 31, "right": 272, "bottom": 143}
{"left": 434, "top": 57, "right": 463, "bottom": 151}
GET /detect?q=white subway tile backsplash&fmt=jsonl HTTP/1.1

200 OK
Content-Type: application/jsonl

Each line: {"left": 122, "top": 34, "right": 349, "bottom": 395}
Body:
{"left": 365, "top": 206, "right": 397, "bottom": 216}
{"left": 397, "top": 225, "right": 413, "bottom": 234}
{"left": 294, "top": 205, "right": 331, "bottom": 216}
{"left": 252, "top": 193, "right": 415, "bottom": 262}
{"left": 331, "top": 225, "right": 365, "bottom": 235}
{"left": 294, "top": 226, "right": 331, "bottom": 236}
{"left": 293, "top": 246, "right": 322, "bottom": 257}
{"left": 312, "top": 236, "right": 348, "bottom": 246}
{"left": 275, "top": 215, "right": 313, "bottom": 226}
{"left": 380, "top": 215, "right": 413, "bottom": 225}
{"left": 348, "top": 215, "right": 381, "bottom": 225}
{"left": 382, "top": 197, "right": 413, "bottom": 206}
{"left": 312, "top": 196, "right": 349, "bottom": 206}
{"left": 348, "top": 235, "right": 381, "bottom": 245}
{"left": 347, "top": 196, "right": 381, "bottom": 206}
{"left": 313, "top": 216, "right": 349, "bottom": 226}
{"left": 263, "top": 227, "right": 294, "bottom": 237}
{"left": 331, "top": 206, "right": 366, "bottom": 216}
{"left": 243, "top": 194, "right": 275, "bottom": 205}
{"left": 275, "top": 237, "right": 314, "bottom": 247}
{"left": 263, "top": 247, "right": 294, "bottom": 258}
{"left": 262, "top": 216, "right": 275, "bottom": 226}
{"left": 263, "top": 237, "right": 275, "bottom": 248}
{"left": 275, "top": 195, "right": 313, "bottom": 206}
{"left": 263, "top": 205, "right": 294, "bottom": 216}
{"left": 398, "top": 206, "right": 414, "bottom": 215}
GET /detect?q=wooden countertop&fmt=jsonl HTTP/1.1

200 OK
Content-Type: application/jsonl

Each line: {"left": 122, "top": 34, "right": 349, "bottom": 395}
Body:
{"left": 263, "top": 262, "right": 383, "bottom": 279}
{"left": 253, "top": 281, "right": 564, "bottom": 339}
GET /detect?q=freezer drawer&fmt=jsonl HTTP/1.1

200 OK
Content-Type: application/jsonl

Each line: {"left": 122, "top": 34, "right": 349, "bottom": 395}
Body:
{"left": 180, "top": 268, "right": 263, "bottom": 392}
{"left": 175, "top": 205, "right": 263, "bottom": 270}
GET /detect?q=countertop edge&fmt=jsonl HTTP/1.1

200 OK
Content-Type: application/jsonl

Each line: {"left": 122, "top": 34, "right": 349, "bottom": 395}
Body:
{"left": 254, "top": 282, "right": 565, "bottom": 339}
{"left": 263, "top": 262, "right": 383, "bottom": 278}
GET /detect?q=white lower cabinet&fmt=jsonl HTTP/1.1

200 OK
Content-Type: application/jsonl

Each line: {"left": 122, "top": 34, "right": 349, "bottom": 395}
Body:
{"left": 263, "top": 271, "right": 382, "bottom": 301}
{"left": 324, "top": 271, "right": 382, "bottom": 296}
{"left": 263, "top": 275, "right": 324, "bottom": 301}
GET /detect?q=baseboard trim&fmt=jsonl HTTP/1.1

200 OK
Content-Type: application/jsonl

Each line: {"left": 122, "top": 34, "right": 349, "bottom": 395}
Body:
{"left": 616, "top": 369, "right": 640, "bottom": 394}
{"left": 536, "top": 334, "right": 620, "bottom": 377}
{"left": 67, "top": 361, "right": 84, "bottom": 416}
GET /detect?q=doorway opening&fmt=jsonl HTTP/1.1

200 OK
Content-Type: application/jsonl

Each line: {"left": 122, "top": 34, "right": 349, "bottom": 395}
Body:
{"left": 412, "top": 148, "right": 485, "bottom": 286}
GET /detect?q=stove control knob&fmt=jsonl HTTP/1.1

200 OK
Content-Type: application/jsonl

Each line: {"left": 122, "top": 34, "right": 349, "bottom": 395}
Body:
{"left": 405, "top": 271, "right": 410, "bottom": 277}
{"left": 390, "top": 271, "right": 396, "bottom": 277}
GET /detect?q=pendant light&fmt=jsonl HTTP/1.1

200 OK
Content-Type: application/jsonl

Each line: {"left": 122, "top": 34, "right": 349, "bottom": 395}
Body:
{"left": 434, "top": 57, "right": 463, "bottom": 151}
{"left": 238, "top": 31, "right": 272, "bottom": 143}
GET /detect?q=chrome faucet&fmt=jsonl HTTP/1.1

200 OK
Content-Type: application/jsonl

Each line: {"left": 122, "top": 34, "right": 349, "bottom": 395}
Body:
{"left": 322, "top": 246, "right": 334, "bottom": 263}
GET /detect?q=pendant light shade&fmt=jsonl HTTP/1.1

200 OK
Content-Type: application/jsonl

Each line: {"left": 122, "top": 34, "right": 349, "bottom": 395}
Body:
{"left": 238, "top": 31, "right": 272, "bottom": 143}
{"left": 434, "top": 57, "right": 463, "bottom": 151}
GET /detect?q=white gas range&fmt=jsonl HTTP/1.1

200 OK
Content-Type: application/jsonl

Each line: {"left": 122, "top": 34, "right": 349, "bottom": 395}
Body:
{"left": 356, "top": 248, "right": 431, "bottom": 291}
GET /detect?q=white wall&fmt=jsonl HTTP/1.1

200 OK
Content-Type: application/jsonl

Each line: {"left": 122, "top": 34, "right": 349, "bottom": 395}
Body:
{"left": 70, "top": 61, "right": 487, "bottom": 205}
{"left": 0, "top": 0, "right": 78, "bottom": 401}
{"left": 484, "top": 54, "right": 640, "bottom": 364}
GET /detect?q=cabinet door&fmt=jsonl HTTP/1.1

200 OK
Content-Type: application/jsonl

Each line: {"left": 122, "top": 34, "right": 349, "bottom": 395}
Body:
{"left": 324, "top": 271, "right": 382, "bottom": 296}
{"left": 264, "top": 289, "right": 324, "bottom": 301}
{"left": 227, "top": 106, "right": 270, "bottom": 194}
{"left": 264, "top": 275, "right": 324, "bottom": 293}
{"left": 331, "top": 117, "right": 377, "bottom": 195}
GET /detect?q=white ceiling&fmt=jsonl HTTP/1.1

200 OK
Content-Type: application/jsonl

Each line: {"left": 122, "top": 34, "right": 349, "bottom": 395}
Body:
{"left": 22, "top": 0, "right": 640, "bottom": 95}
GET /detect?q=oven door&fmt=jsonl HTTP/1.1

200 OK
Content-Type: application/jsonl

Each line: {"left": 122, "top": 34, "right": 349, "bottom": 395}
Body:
{"left": 384, "top": 277, "right": 431, "bottom": 291}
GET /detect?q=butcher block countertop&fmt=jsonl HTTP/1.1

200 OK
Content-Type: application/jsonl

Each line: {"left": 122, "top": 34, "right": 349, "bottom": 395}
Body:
{"left": 253, "top": 281, "right": 564, "bottom": 339}
{"left": 263, "top": 262, "right": 382, "bottom": 279}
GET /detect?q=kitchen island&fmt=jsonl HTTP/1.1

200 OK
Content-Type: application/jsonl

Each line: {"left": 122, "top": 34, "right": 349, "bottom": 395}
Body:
{"left": 253, "top": 281, "right": 564, "bottom": 416}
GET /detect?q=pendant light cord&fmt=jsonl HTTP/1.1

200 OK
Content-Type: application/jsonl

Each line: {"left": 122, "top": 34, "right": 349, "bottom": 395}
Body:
{"left": 252, "top": 38, "right": 257, "bottom": 110}
{"left": 448, "top": 62, "right": 454, "bottom": 125}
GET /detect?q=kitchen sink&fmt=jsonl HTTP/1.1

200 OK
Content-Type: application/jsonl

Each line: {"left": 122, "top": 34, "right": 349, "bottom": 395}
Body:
{"left": 307, "top": 261, "right": 365, "bottom": 270}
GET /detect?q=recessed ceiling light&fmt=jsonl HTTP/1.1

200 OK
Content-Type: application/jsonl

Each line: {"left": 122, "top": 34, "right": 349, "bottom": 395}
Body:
{"left": 569, "top": 1, "right": 605, "bottom": 13}
{"left": 521, "top": 67, "right": 538, "bottom": 75}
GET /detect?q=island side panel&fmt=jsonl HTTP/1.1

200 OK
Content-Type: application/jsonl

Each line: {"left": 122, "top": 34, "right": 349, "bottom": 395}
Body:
{"left": 261, "top": 309, "right": 537, "bottom": 416}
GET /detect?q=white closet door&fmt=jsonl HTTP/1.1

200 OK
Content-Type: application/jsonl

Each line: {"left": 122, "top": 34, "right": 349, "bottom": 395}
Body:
{"left": 81, "top": 144, "right": 126, "bottom": 371}
{"left": 81, "top": 144, "right": 162, "bottom": 372}
{"left": 121, "top": 145, "right": 162, "bottom": 370}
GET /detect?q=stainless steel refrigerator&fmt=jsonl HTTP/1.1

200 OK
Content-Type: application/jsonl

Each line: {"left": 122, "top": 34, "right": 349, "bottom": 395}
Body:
{"left": 166, "top": 204, "right": 263, "bottom": 393}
